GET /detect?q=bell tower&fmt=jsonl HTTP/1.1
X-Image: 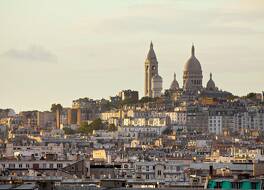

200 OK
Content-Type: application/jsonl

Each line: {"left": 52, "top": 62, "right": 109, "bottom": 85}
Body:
{"left": 144, "top": 42, "right": 158, "bottom": 97}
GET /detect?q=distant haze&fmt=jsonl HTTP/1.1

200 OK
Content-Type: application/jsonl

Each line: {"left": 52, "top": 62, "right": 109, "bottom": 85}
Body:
{"left": 0, "top": 0, "right": 263, "bottom": 112}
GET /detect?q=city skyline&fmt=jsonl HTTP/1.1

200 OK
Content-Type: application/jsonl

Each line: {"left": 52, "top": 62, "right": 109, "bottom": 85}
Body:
{"left": 1, "top": 0, "right": 264, "bottom": 112}
{"left": 1, "top": 1, "right": 264, "bottom": 188}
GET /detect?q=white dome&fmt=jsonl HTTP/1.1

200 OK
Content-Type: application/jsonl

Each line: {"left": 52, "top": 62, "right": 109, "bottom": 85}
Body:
{"left": 182, "top": 44, "right": 203, "bottom": 92}
{"left": 184, "top": 45, "right": 202, "bottom": 73}
{"left": 206, "top": 73, "right": 216, "bottom": 91}
{"left": 170, "top": 73, "right": 179, "bottom": 90}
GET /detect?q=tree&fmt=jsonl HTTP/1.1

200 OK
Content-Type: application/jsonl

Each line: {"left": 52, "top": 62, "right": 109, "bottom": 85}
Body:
{"left": 78, "top": 122, "right": 90, "bottom": 134}
{"left": 78, "top": 118, "right": 105, "bottom": 134}
{"left": 51, "top": 104, "right": 63, "bottom": 112}
{"left": 139, "top": 96, "right": 155, "bottom": 103}
{"left": 63, "top": 127, "right": 76, "bottom": 135}
{"left": 227, "top": 94, "right": 239, "bottom": 101}
{"left": 246, "top": 92, "right": 257, "bottom": 100}
{"left": 89, "top": 118, "right": 104, "bottom": 130}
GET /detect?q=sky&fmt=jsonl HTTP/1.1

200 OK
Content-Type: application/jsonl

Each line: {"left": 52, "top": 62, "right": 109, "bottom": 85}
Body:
{"left": 0, "top": 0, "right": 263, "bottom": 112}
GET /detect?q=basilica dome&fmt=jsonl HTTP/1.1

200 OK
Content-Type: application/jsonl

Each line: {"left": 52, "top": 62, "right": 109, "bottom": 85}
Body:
{"left": 184, "top": 45, "right": 202, "bottom": 73}
{"left": 182, "top": 44, "right": 203, "bottom": 92}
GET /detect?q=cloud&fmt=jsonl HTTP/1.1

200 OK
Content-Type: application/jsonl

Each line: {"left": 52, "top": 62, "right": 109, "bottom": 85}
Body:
{"left": 1, "top": 45, "right": 57, "bottom": 62}
{"left": 91, "top": 1, "right": 264, "bottom": 37}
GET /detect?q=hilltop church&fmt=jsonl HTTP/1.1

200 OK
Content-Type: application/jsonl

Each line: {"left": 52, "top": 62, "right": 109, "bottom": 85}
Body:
{"left": 144, "top": 42, "right": 231, "bottom": 101}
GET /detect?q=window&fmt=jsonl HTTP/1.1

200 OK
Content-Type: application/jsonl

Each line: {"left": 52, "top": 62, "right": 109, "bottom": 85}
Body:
{"left": 146, "top": 174, "right": 149, "bottom": 179}
{"left": 19, "top": 164, "right": 22, "bottom": 168}
{"left": 26, "top": 164, "right": 30, "bottom": 168}
{"left": 49, "top": 163, "right": 53, "bottom": 169}
{"left": 57, "top": 163, "right": 63, "bottom": 169}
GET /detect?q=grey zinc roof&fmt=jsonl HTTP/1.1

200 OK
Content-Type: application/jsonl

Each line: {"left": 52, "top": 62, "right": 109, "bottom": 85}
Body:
{"left": 13, "top": 184, "right": 37, "bottom": 190}
{"left": 0, "top": 185, "right": 13, "bottom": 190}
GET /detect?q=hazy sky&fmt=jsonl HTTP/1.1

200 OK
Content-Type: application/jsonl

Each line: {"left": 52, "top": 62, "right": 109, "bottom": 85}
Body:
{"left": 0, "top": 0, "right": 263, "bottom": 112}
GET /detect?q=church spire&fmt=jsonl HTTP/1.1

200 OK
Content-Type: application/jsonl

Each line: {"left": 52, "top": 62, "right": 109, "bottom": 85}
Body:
{"left": 150, "top": 41, "right": 153, "bottom": 49}
{"left": 191, "top": 43, "right": 195, "bottom": 57}
{"left": 174, "top": 72, "right": 176, "bottom": 80}
{"left": 147, "top": 41, "right": 157, "bottom": 60}
{"left": 210, "top": 72, "right": 212, "bottom": 80}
